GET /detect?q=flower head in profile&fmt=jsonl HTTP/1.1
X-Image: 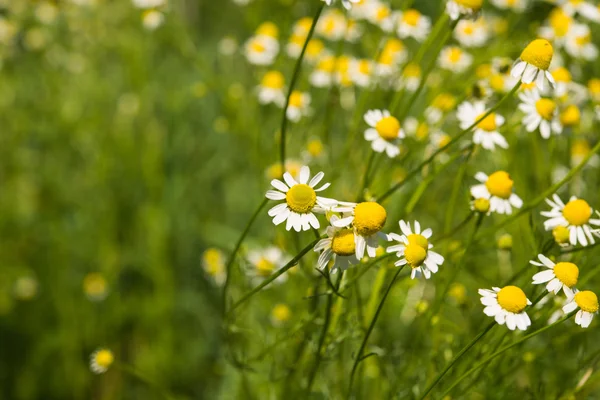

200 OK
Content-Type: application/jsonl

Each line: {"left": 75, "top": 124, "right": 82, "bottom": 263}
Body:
{"left": 90, "top": 348, "right": 114, "bottom": 374}
{"left": 332, "top": 201, "right": 388, "bottom": 259}
{"left": 511, "top": 39, "right": 555, "bottom": 90}
{"left": 314, "top": 215, "right": 360, "bottom": 274}
{"left": 518, "top": 90, "right": 562, "bottom": 139}
{"left": 363, "top": 109, "right": 405, "bottom": 158}
{"left": 247, "top": 246, "right": 289, "bottom": 284}
{"left": 257, "top": 70, "right": 286, "bottom": 106}
{"left": 563, "top": 290, "right": 599, "bottom": 328}
{"left": 266, "top": 166, "right": 336, "bottom": 232}
{"left": 470, "top": 171, "right": 523, "bottom": 215}
{"left": 541, "top": 194, "right": 600, "bottom": 247}
{"left": 386, "top": 220, "right": 444, "bottom": 279}
{"left": 531, "top": 254, "right": 578, "bottom": 299}
{"left": 457, "top": 101, "right": 507, "bottom": 151}
{"left": 446, "top": 0, "right": 483, "bottom": 20}
{"left": 480, "top": 286, "right": 532, "bottom": 331}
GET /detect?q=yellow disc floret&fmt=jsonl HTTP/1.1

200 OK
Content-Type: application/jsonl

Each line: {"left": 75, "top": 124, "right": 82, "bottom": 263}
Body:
{"left": 575, "top": 291, "right": 599, "bottom": 313}
{"left": 272, "top": 304, "right": 291, "bottom": 322}
{"left": 560, "top": 105, "right": 580, "bottom": 126}
{"left": 375, "top": 116, "right": 401, "bottom": 140}
{"left": 535, "top": 98, "right": 556, "bottom": 121}
{"left": 552, "top": 226, "right": 571, "bottom": 244}
{"left": 353, "top": 202, "right": 387, "bottom": 236}
{"left": 553, "top": 262, "right": 579, "bottom": 288}
{"left": 454, "top": 0, "right": 483, "bottom": 11}
{"left": 256, "top": 258, "right": 275, "bottom": 276}
{"left": 94, "top": 350, "right": 114, "bottom": 370}
{"left": 485, "top": 171, "right": 514, "bottom": 199}
{"left": 520, "top": 39, "right": 554, "bottom": 71}
{"left": 403, "top": 9, "right": 421, "bottom": 26}
{"left": 289, "top": 91, "right": 304, "bottom": 108}
{"left": 407, "top": 233, "right": 429, "bottom": 250}
{"left": 285, "top": 184, "right": 316, "bottom": 213}
{"left": 473, "top": 198, "right": 490, "bottom": 213}
{"left": 562, "top": 199, "right": 591, "bottom": 226}
{"left": 476, "top": 112, "right": 497, "bottom": 132}
{"left": 262, "top": 71, "right": 284, "bottom": 89}
{"left": 404, "top": 243, "right": 427, "bottom": 268}
{"left": 331, "top": 229, "right": 356, "bottom": 256}
{"left": 497, "top": 286, "right": 528, "bottom": 313}
{"left": 256, "top": 22, "right": 279, "bottom": 38}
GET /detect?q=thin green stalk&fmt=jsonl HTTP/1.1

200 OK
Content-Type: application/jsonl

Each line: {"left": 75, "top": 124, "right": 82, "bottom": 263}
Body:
{"left": 304, "top": 288, "right": 335, "bottom": 394}
{"left": 339, "top": 253, "right": 394, "bottom": 294}
{"left": 222, "top": 198, "right": 269, "bottom": 313}
{"left": 440, "top": 313, "right": 575, "bottom": 398}
{"left": 444, "top": 146, "right": 475, "bottom": 234}
{"left": 347, "top": 265, "right": 405, "bottom": 395}
{"left": 437, "top": 212, "right": 474, "bottom": 243}
{"left": 279, "top": 4, "right": 324, "bottom": 166}
{"left": 417, "top": 321, "right": 495, "bottom": 400}
{"left": 357, "top": 151, "right": 377, "bottom": 201}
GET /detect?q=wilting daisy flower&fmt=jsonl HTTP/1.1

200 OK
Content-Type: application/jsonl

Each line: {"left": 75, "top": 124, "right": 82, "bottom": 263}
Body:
{"left": 438, "top": 46, "right": 473, "bottom": 73}
{"left": 531, "top": 254, "right": 578, "bottom": 299}
{"left": 247, "top": 246, "right": 289, "bottom": 283}
{"left": 90, "top": 348, "right": 114, "bottom": 374}
{"left": 541, "top": 194, "right": 600, "bottom": 246}
{"left": 332, "top": 201, "right": 387, "bottom": 259}
{"left": 457, "top": 101, "right": 508, "bottom": 151}
{"left": 386, "top": 220, "right": 444, "bottom": 279}
{"left": 286, "top": 91, "right": 311, "bottom": 122}
{"left": 83, "top": 272, "right": 109, "bottom": 301}
{"left": 491, "top": 0, "right": 528, "bottom": 11}
{"left": 565, "top": 24, "right": 598, "bottom": 61}
{"left": 563, "top": 290, "right": 599, "bottom": 328}
{"left": 322, "top": 0, "right": 361, "bottom": 10}
{"left": 395, "top": 9, "right": 431, "bottom": 42}
{"left": 518, "top": 90, "right": 562, "bottom": 139}
{"left": 314, "top": 215, "right": 360, "bottom": 273}
{"left": 446, "top": 0, "right": 483, "bottom": 20}
{"left": 510, "top": 39, "right": 555, "bottom": 90}
{"left": 266, "top": 166, "right": 336, "bottom": 231}
{"left": 310, "top": 55, "right": 336, "bottom": 88}
{"left": 363, "top": 109, "right": 405, "bottom": 158}
{"left": 560, "top": 0, "right": 600, "bottom": 21}
{"left": 257, "top": 70, "right": 285, "bottom": 106}
{"left": 480, "top": 286, "right": 532, "bottom": 331}
{"left": 455, "top": 18, "right": 489, "bottom": 48}
{"left": 244, "top": 35, "right": 279, "bottom": 66}
{"left": 470, "top": 171, "right": 523, "bottom": 215}
{"left": 202, "top": 248, "right": 227, "bottom": 285}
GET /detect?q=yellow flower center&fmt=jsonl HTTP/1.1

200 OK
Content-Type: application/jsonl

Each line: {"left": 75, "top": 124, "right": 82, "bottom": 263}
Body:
{"left": 256, "top": 258, "right": 275, "bottom": 276}
{"left": 256, "top": 22, "right": 279, "bottom": 38}
{"left": 454, "top": 0, "right": 483, "bottom": 10}
{"left": 561, "top": 105, "right": 580, "bottom": 126}
{"left": 572, "top": 139, "right": 590, "bottom": 157}
{"left": 251, "top": 41, "right": 266, "bottom": 53}
{"left": 307, "top": 139, "right": 323, "bottom": 157}
{"left": 535, "top": 98, "right": 556, "bottom": 121}
{"left": 553, "top": 262, "right": 579, "bottom": 288}
{"left": 404, "top": 62, "right": 421, "bottom": 78}
{"left": 549, "top": 9, "right": 571, "bottom": 38}
{"left": 476, "top": 112, "right": 497, "bottom": 132}
{"left": 485, "top": 171, "right": 513, "bottom": 199}
{"left": 358, "top": 60, "right": 371, "bottom": 74}
{"left": 416, "top": 123, "right": 429, "bottom": 141}
{"left": 588, "top": 78, "right": 600, "bottom": 95}
{"left": 353, "top": 202, "right": 387, "bottom": 236}
{"left": 407, "top": 233, "right": 429, "bottom": 249}
{"left": 520, "top": 39, "right": 554, "bottom": 71}
{"left": 403, "top": 9, "right": 421, "bottom": 26}
{"left": 285, "top": 184, "right": 316, "bottom": 213}
{"left": 575, "top": 291, "right": 599, "bottom": 313}
{"left": 462, "top": 24, "right": 475, "bottom": 35}
{"left": 496, "top": 286, "right": 528, "bottom": 314}
{"left": 448, "top": 47, "right": 463, "bottom": 63}
{"left": 95, "top": 350, "right": 114, "bottom": 369}
{"left": 404, "top": 243, "right": 427, "bottom": 268}
{"left": 375, "top": 116, "right": 401, "bottom": 141}
{"left": 552, "top": 226, "right": 570, "bottom": 244}
{"left": 375, "top": 5, "right": 391, "bottom": 21}
{"left": 562, "top": 199, "right": 591, "bottom": 226}
{"left": 262, "top": 71, "right": 284, "bottom": 89}
{"left": 306, "top": 39, "right": 324, "bottom": 57}
{"left": 490, "top": 74, "right": 505, "bottom": 92}
{"left": 323, "top": 18, "right": 336, "bottom": 34}
{"left": 433, "top": 93, "right": 456, "bottom": 111}
{"left": 552, "top": 67, "right": 571, "bottom": 83}
{"left": 289, "top": 91, "right": 304, "bottom": 108}
{"left": 476, "top": 64, "right": 492, "bottom": 79}
{"left": 383, "top": 39, "right": 404, "bottom": 54}
{"left": 272, "top": 304, "right": 291, "bottom": 322}
{"left": 317, "top": 56, "right": 336, "bottom": 72}
{"left": 331, "top": 229, "right": 356, "bottom": 256}
{"left": 437, "top": 134, "right": 451, "bottom": 148}
{"left": 83, "top": 273, "right": 107, "bottom": 296}
{"left": 576, "top": 33, "right": 591, "bottom": 46}
{"left": 473, "top": 198, "right": 490, "bottom": 213}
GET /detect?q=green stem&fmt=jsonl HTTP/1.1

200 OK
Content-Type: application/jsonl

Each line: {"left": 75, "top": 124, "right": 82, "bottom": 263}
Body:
{"left": 357, "top": 151, "right": 377, "bottom": 201}
{"left": 279, "top": 4, "right": 324, "bottom": 167}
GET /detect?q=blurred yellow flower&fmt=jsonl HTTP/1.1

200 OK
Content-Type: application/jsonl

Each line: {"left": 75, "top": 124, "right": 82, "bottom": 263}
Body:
{"left": 90, "top": 348, "right": 114, "bottom": 374}
{"left": 83, "top": 273, "right": 109, "bottom": 302}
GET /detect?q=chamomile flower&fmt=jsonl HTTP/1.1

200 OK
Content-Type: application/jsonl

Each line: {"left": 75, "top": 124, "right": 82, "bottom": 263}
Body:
{"left": 322, "top": 0, "right": 361, "bottom": 10}
{"left": 539, "top": 8, "right": 572, "bottom": 46}
{"left": 531, "top": 254, "right": 578, "bottom": 299}
{"left": 244, "top": 35, "right": 279, "bottom": 66}
{"left": 510, "top": 39, "right": 555, "bottom": 90}
{"left": 332, "top": 201, "right": 388, "bottom": 260}
{"left": 563, "top": 290, "right": 599, "bottom": 328}
{"left": 551, "top": 66, "right": 572, "bottom": 98}
{"left": 457, "top": 101, "right": 508, "bottom": 151}
{"left": 399, "top": 63, "right": 421, "bottom": 91}
{"left": 446, "top": 0, "right": 483, "bottom": 20}
{"left": 425, "top": 93, "right": 456, "bottom": 124}
{"left": 349, "top": 58, "right": 373, "bottom": 88}
{"left": 271, "top": 304, "right": 292, "bottom": 326}
{"left": 479, "top": 286, "right": 532, "bottom": 331}
{"left": 202, "top": 248, "right": 226, "bottom": 285}
{"left": 589, "top": 78, "right": 600, "bottom": 102}
{"left": 305, "top": 39, "right": 328, "bottom": 64}
{"left": 471, "top": 197, "right": 491, "bottom": 215}
{"left": 375, "top": 39, "right": 407, "bottom": 77}
{"left": 455, "top": 19, "right": 489, "bottom": 48}
{"left": 286, "top": 91, "right": 311, "bottom": 122}
{"left": 386, "top": 220, "right": 444, "bottom": 280}
{"left": 314, "top": 215, "right": 360, "bottom": 273}
{"left": 266, "top": 166, "right": 335, "bottom": 231}
{"left": 257, "top": 70, "right": 286, "bottom": 106}
{"left": 247, "top": 246, "right": 288, "bottom": 283}
{"left": 470, "top": 171, "right": 523, "bottom": 215}
{"left": 491, "top": 0, "right": 528, "bottom": 11}
{"left": 559, "top": 0, "right": 600, "bottom": 22}
{"left": 395, "top": 9, "right": 431, "bottom": 42}
{"left": 142, "top": 10, "right": 164, "bottom": 30}
{"left": 317, "top": 9, "right": 347, "bottom": 41}
{"left": 310, "top": 55, "right": 337, "bottom": 88}
{"left": 83, "top": 272, "right": 109, "bottom": 301}
{"left": 367, "top": 2, "right": 394, "bottom": 32}
{"left": 518, "top": 90, "right": 562, "bottom": 139}
{"left": 541, "top": 194, "right": 600, "bottom": 246}
{"left": 363, "top": 109, "right": 405, "bottom": 158}
{"left": 90, "top": 348, "right": 114, "bottom": 374}
{"left": 565, "top": 23, "right": 598, "bottom": 61}
{"left": 560, "top": 104, "right": 580, "bottom": 128}
{"left": 438, "top": 46, "right": 473, "bottom": 73}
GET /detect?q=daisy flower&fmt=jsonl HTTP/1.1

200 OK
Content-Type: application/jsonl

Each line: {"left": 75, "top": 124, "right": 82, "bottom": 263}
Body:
{"left": 386, "top": 220, "right": 444, "bottom": 279}
{"left": 141, "top": 10, "right": 164, "bottom": 31}
{"left": 563, "top": 290, "right": 599, "bottom": 328}
{"left": 202, "top": 248, "right": 226, "bottom": 285}
{"left": 257, "top": 70, "right": 286, "bottom": 106}
{"left": 314, "top": 215, "right": 360, "bottom": 274}
{"left": 266, "top": 166, "right": 336, "bottom": 231}
{"left": 367, "top": 2, "right": 394, "bottom": 32}
{"left": 286, "top": 91, "right": 311, "bottom": 122}
{"left": 471, "top": 197, "right": 491, "bottom": 215}
{"left": 271, "top": 304, "right": 292, "bottom": 326}
{"left": 375, "top": 39, "right": 407, "bottom": 78}
{"left": 425, "top": 93, "right": 456, "bottom": 124}
{"left": 541, "top": 194, "right": 600, "bottom": 246}
{"left": 457, "top": 101, "right": 508, "bottom": 151}
{"left": 565, "top": 23, "right": 598, "bottom": 61}
{"left": 560, "top": 104, "right": 580, "bottom": 128}
{"left": 550, "top": 66, "right": 573, "bottom": 98}
{"left": 399, "top": 63, "right": 421, "bottom": 91}
{"left": 438, "top": 46, "right": 472, "bottom": 73}
{"left": 244, "top": 35, "right": 279, "bottom": 66}
{"left": 316, "top": 9, "right": 347, "bottom": 41}
{"left": 90, "top": 348, "right": 114, "bottom": 374}
{"left": 518, "top": 90, "right": 562, "bottom": 139}
{"left": 322, "top": 0, "right": 361, "bottom": 10}
{"left": 490, "top": 0, "right": 528, "bottom": 12}
{"left": 247, "top": 246, "right": 289, "bottom": 284}
{"left": 363, "top": 109, "right": 405, "bottom": 158}
{"left": 446, "top": 0, "right": 483, "bottom": 20}
{"left": 531, "top": 254, "right": 578, "bottom": 299}
{"left": 538, "top": 8, "right": 572, "bottom": 47}
{"left": 310, "top": 55, "right": 337, "bottom": 88}
{"left": 304, "top": 39, "right": 328, "bottom": 64}
{"left": 349, "top": 58, "right": 373, "bottom": 88}
{"left": 454, "top": 19, "right": 489, "bottom": 48}
{"left": 470, "top": 171, "right": 523, "bottom": 215}
{"left": 479, "top": 286, "right": 532, "bottom": 331}
{"left": 510, "top": 39, "right": 555, "bottom": 90}
{"left": 255, "top": 22, "right": 279, "bottom": 39}
{"left": 395, "top": 9, "right": 431, "bottom": 42}
{"left": 332, "top": 201, "right": 388, "bottom": 259}
{"left": 560, "top": 0, "right": 600, "bottom": 22}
